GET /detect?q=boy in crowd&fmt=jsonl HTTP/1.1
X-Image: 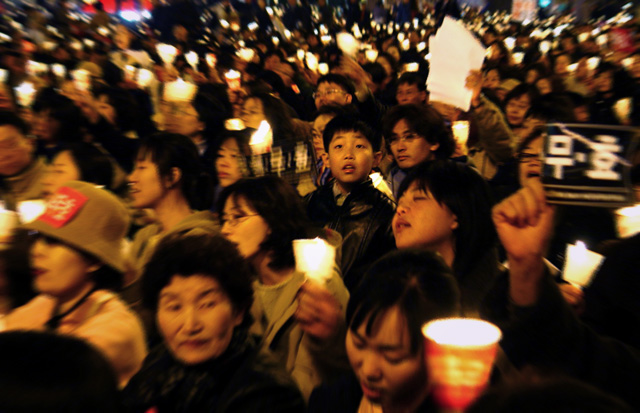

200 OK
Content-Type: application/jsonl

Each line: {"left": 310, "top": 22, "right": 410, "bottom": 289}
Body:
{"left": 305, "top": 115, "right": 395, "bottom": 292}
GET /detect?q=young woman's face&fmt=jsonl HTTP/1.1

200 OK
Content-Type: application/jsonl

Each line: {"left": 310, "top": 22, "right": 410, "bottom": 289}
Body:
{"left": 595, "top": 70, "right": 613, "bottom": 93}
{"left": 393, "top": 182, "right": 457, "bottom": 252}
{"left": 505, "top": 94, "right": 531, "bottom": 127}
{"left": 96, "top": 94, "right": 117, "bottom": 126}
{"left": 157, "top": 274, "right": 243, "bottom": 365}
{"left": 346, "top": 305, "right": 427, "bottom": 411}
{"left": 241, "top": 97, "right": 266, "bottom": 130}
{"left": 215, "top": 138, "right": 244, "bottom": 188}
{"left": 483, "top": 69, "right": 501, "bottom": 90}
{"left": 30, "top": 237, "right": 95, "bottom": 301}
{"left": 128, "top": 154, "right": 167, "bottom": 209}
{"left": 221, "top": 196, "right": 270, "bottom": 260}
{"left": 535, "top": 78, "right": 552, "bottom": 95}
{"left": 41, "top": 150, "right": 81, "bottom": 199}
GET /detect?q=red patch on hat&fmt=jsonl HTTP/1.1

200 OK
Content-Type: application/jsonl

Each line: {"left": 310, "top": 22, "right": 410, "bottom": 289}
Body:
{"left": 38, "top": 186, "right": 89, "bottom": 228}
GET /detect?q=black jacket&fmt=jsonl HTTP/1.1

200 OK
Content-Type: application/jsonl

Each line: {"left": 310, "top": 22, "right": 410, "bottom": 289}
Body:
{"left": 304, "top": 179, "right": 396, "bottom": 292}
{"left": 121, "top": 331, "right": 305, "bottom": 413}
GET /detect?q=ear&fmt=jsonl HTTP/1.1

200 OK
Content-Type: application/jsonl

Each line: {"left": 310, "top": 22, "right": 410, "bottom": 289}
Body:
{"left": 430, "top": 142, "right": 440, "bottom": 152}
{"left": 321, "top": 152, "right": 330, "bottom": 168}
{"left": 345, "top": 93, "right": 353, "bottom": 104}
{"left": 232, "top": 309, "right": 245, "bottom": 327}
{"left": 165, "top": 167, "right": 182, "bottom": 189}
{"left": 197, "top": 119, "right": 205, "bottom": 132}
{"left": 87, "top": 262, "right": 103, "bottom": 273}
{"left": 450, "top": 214, "right": 459, "bottom": 231}
{"left": 372, "top": 151, "right": 383, "bottom": 168}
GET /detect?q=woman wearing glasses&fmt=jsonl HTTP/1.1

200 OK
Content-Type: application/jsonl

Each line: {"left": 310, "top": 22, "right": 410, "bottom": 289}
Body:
{"left": 381, "top": 104, "right": 455, "bottom": 199}
{"left": 219, "top": 176, "right": 350, "bottom": 400}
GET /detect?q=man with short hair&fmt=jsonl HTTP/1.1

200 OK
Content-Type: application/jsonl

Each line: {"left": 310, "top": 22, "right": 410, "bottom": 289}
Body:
{"left": 395, "top": 72, "right": 428, "bottom": 106}
{"left": 0, "top": 111, "right": 45, "bottom": 209}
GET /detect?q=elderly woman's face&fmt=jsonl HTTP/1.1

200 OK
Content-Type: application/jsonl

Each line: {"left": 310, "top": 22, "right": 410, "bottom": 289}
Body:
{"left": 157, "top": 274, "right": 243, "bottom": 365}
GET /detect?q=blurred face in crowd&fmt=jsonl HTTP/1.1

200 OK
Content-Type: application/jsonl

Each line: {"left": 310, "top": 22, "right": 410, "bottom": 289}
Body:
{"left": 32, "top": 109, "right": 60, "bottom": 143}
{"left": 0, "top": 124, "right": 33, "bottom": 176}
{"left": 325, "top": 129, "right": 380, "bottom": 194}
{"left": 30, "top": 237, "right": 96, "bottom": 303}
{"left": 161, "top": 101, "right": 203, "bottom": 139}
{"left": 346, "top": 306, "right": 427, "bottom": 411}
{"left": 241, "top": 97, "right": 266, "bottom": 130}
{"left": 315, "top": 82, "right": 352, "bottom": 109}
{"left": 595, "top": 70, "right": 613, "bottom": 93}
{"left": 376, "top": 56, "right": 394, "bottom": 78}
{"left": 393, "top": 181, "right": 458, "bottom": 254}
{"left": 96, "top": 94, "right": 117, "bottom": 126}
{"left": 388, "top": 119, "right": 437, "bottom": 170}
{"left": 312, "top": 114, "right": 335, "bottom": 158}
{"left": 215, "top": 137, "right": 244, "bottom": 188}
{"left": 505, "top": 94, "right": 531, "bottom": 127}
{"left": 128, "top": 154, "right": 167, "bottom": 209}
{"left": 518, "top": 135, "right": 544, "bottom": 185}
{"left": 221, "top": 196, "right": 270, "bottom": 261}
{"left": 157, "top": 274, "right": 243, "bottom": 365}
{"left": 41, "top": 150, "right": 80, "bottom": 199}
{"left": 554, "top": 54, "right": 571, "bottom": 77}
{"left": 396, "top": 83, "right": 426, "bottom": 106}
{"left": 526, "top": 68, "right": 540, "bottom": 85}
{"left": 483, "top": 68, "right": 501, "bottom": 90}
{"left": 114, "top": 24, "right": 132, "bottom": 50}
{"left": 535, "top": 77, "right": 552, "bottom": 95}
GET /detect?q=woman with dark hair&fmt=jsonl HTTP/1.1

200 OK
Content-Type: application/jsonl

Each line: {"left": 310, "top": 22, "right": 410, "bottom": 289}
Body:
{"left": 503, "top": 83, "right": 541, "bottom": 142}
{"left": 127, "top": 133, "right": 218, "bottom": 281}
{"left": 40, "top": 142, "right": 115, "bottom": 199}
{"left": 309, "top": 249, "right": 460, "bottom": 412}
{"left": 2, "top": 181, "right": 147, "bottom": 387}
{"left": 382, "top": 104, "right": 455, "bottom": 199}
{"left": 212, "top": 127, "right": 253, "bottom": 212}
{"left": 122, "top": 233, "right": 306, "bottom": 412}
{"left": 241, "top": 92, "right": 312, "bottom": 145}
{"left": 219, "top": 176, "right": 350, "bottom": 399}
{"left": 393, "top": 160, "right": 500, "bottom": 314}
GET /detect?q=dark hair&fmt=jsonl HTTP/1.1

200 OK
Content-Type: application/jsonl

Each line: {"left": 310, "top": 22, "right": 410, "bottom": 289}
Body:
{"left": 347, "top": 249, "right": 460, "bottom": 355}
{"left": 93, "top": 86, "right": 141, "bottom": 133}
{"left": 245, "top": 93, "right": 295, "bottom": 144}
{"left": 55, "top": 142, "right": 114, "bottom": 190}
{"left": 32, "top": 88, "right": 85, "bottom": 143}
{"left": 397, "top": 160, "right": 496, "bottom": 277}
{"left": 192, "top": 85, "right": 233, "bottom": 142}
{"left": 0, "top": 110, "right": 29, "bottom": 135}
{"left": 0, "top": 331, "right": 120, "bottom": 413}
{"left": 382, "top": 104, "right": 455, "bottom": 160}
{"left": 218, "top": 176, "right": 311, "bottom": 270}
{"left": 362, "top": 62, "right": 387, "bottom": 85}
{"left": 137, "top": 133, "right": 213, "bottom": 210}
{"left": 397, "top": 72, "right": 427, "bottom": 92}
{"left": 312, "top": 104, "right": 357, "bottom": 121}
{"left": 323, "top": 114, "right": 381, "bottom": 152}
{"left": 516, "top": 126, "right": 546, "bottom": 156}
{"left": 142, "top": 233, "right": 254, "bottom": 328}
{"left": 0, "top": 230, "right": 36, "bottom": 309}
{"left": 503, "top": 83, "right": 540, "bottom": 121}
{"left": 317, "top": 73, "right": 356, "bottom": 96}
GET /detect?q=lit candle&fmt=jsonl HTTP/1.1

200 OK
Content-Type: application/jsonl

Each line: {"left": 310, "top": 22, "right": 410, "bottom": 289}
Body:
{"left": 206, "top": 53, "right": 217, "bottom": 68}
{"left": 71, "top": 69, "right": 91, "bottom": 91}
{"left": 156, "top": 43, "right": 177, "bottom": 66}
{"left": 596, "top": 34, "right": 608, "bottom": 48}
{"left": 163, "top": 78, "right": 197, "bottom": 102}
{"left": 614, "top": 97, "right": 632, "bottom": 123}
{"left": 540, "top": 41, "right": 551, "bottom": 55}
{"left": 185, "top": 51, "right": 199, "bottom": 71}
{"left": 365, "top": 49, "right": 378, "bottom": 63}
{"left": 0, "top": 209, "right": 19, "bottom": 244}
{"left": 587, "top": 56, "right": 600, "bottom": 71}
{"left": 397, "top": 32, "right": 406, "bottom": 43}
{"left": 16, "top": 200, "right": 46, "bottom": 223}
{"left": 296, "top": 49, "right": 305, "bottom": 61}
{"left": 504, "top": 37, "right": 515, "bottom": 51}
{"left": 417, "top": 41, "right": 426, "bottom": 52}
{"left": 136, "top": 68, "right": 154, "bottom": 88}
{"left": 562, "top": 241, "right": 604, "bottom": 288}
{"left": 578, "top": 32, "right": 589, "bottom": 43}
{"left": 272, "top": 36, "right": 280, "bottom": 47}
{"left": 225, "top": 118, "right": 245, "bottom": 131}
{"left": 451, "top": 121, "right": 469, "bottom": 153}
{"left": 512, "top": 52, "right": 524, "bottom": 65}
{"left": 249, "top": 120, "right": 273, "bottom": 155}
{"left": 0, "top": 69, "right": 7, "bottom": 83}
{"left": 622, "top": 57, "right": 634, "bottom": 69}
{"left": 236, "top": 48, "right": 255, "bottom": 62}
{"left": 401, "top": 38, "right": 410, "bottom": 51}
{"left": 14, "top": 82, "right": 37, "bottom": 107}
{"left": 83, "top": 38, "right": 95, "bottom": 48}
{"left": 403, "top": 62, "right": 419, "bottom": 72}
{"left": 292, "top": 238, "right": 336, "bottom": 284}
{"left": 51, "top": 64, "right": 66, "bottom": 79}
{"left": 423, "top": 318, "right": 502, "bottom": 411}
{"left": 305, "top": 52, "right": 318, "bottom": 72}
{"left": 219, "top": 19, "right": 230, "bottom": 29}
{"left": 320, "top": 35, "right": 332, "bottom": 45}
{"left": 124, "top": 65, "right": 137, "bottom": 81}
{"left": 318, "top": 63, "right": 329, "bottom": 75}
{"left": 336, "top": 33, "right": 359, "bottom": 58}
{"left": 224, "top": 70, "right": 241, "bottom": 91}
{"left": 615, "top": 204, "right": 640, "bottom": 238}
{"left": 568, "top": 63, "right": 578, "bottom": 75}
{"left": 97, "top": 26, "right": 110, "bottom": 37}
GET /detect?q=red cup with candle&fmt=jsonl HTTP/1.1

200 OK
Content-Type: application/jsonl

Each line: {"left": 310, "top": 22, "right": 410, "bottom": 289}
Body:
{"left": 423, "top": 318, "right": 501, "bottom": 411}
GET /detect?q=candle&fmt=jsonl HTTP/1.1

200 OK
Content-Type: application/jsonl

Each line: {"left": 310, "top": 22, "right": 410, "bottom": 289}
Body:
{"left": 296, "top": 49, "right": 305, "bottom": 61}
{"left": 83, "top": 38, "right": 95, "bottom": 48}
{"left": 0, "top": 209, "right": 19, "bottom": 244}
{"left": 124, "top": 65, "right": 137, "bottom": 81}
{"left": 164, "top": 78, "right": 197, "bottom": 102}
{"left": 578, "top": 32, "right": 589, "bottom": 43}
{"left": 206, "top": 53, "right": 217, "bottom": 68}
{"left": 587, "top": 56, "right": 600, "bottom": 71}
{"left": 292, "top": 238, "right": 336, "bottom": 284}
{"left": 249, "top": 120, "right": 272, "bottom": 155}
{"left": 51, "top": 63, "right": 66, "bottom": 79}
{"left": 512, "top": 51, "right": 524, "bottom": 65}
{"left": 540, "top": 41, "right": 551, "bottom": 55}
{"left": 136, "top": 68, "right": 154, "bottom": 88}
{"left": 613, "top": 97, "right": 632, "bottom": 123}
{"left": 284, "top": 30, "right": 291, "bottom": 39}
{"left": 423, "top": 318, "right": 502, "bottom": 411}
{"left": 97, "top": 26, "right": 110, "bottom": 37}
{"left": 185, "top": 51, "right": 199, "bottom": 71}
{"left": 615, "top": 204, "right": 640, "bottom": 238}
{"left": 417, "top": 41, "right": 426, "bottom": 52}
{"left": 224, "top": 70, "right": 241, "bottom": 91}
{"left": 305, "top": 52, "right": 318, "bottom": 72}
{"left": 403, "top": 62, "right": 419, "bottom": 72}
{"left": 156, "top": 43, "right": 177, "bottom": 66}
{"left": 219, "top": 19, "right": 230, "bottom": 29}
{"left": 451, "top": 121, "right": 469, "bottom": 153}
{"left": 596, "top": 34, "right": 608, "bottom": 48}
{"left": 0, "top": 69, "right": 7, "bottom": 83}
{"left": 70, "top": 40, "right": 83, "bottom": 51}
{"left": 225, "top": 118, "right": 245, "bottom": 131}
{"left": 622, "top": 57, "right": 634, "bottom": 69}
{"left": 401, "top": 39, "right": 410, "bottom": 51}
{"left": 365, "top": 49, "right": 378, "bottom": 63}
{"left": 336, "top": 33, "right": 359, "bottom": 58}
{"left": 563, "top": 241, "right": 604, "bottom": 288}
{"left": 504, "top": 36, "right": 516, "bottom": 51}
{"left": 320, "top": 35, "right": 332, "bottom": 45}
{"left": 318, "top": 63, "right": 329, "bottom": 75}
{"left": 272, "top": 36, "right": 280, "bottom": 47}
{"left": 71, "top": 69, "right": 91, "bottom": 91}
{"left": 237, "top": 48, "right": 255, "bottom": 62}
{"left": 14, "top": 82, "right": 37, "bottom": 107}
{"left": 568, "top": 63, "right": 578, "bottom": 75}
{"left": 16, "top": 200, "right": 46, "bottom": 223}
{"left": 397, "top": 32, "right": 406, "bottom": 43}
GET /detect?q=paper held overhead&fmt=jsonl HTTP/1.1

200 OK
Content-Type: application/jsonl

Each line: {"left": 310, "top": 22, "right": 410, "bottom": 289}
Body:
{"left": 426, "top": 17, "right": 486, "bottom": 112}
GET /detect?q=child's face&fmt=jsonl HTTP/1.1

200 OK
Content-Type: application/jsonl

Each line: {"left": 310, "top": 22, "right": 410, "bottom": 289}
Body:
{"left": 325, "top": 130, "right": 380, "bottom": 192}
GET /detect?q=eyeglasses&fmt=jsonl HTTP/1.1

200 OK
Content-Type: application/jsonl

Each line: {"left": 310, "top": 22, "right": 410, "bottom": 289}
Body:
{"left": 313, "top": 89, "right": 346, "bottom": 99}
{"left": 518, "top": 152, "right": 541, "bottom": 164}
{"left": 388, "top": 132, "right": 420, "bottom": 145}
{"left": 220, "top": 213, "right": 259, "bottom": 227}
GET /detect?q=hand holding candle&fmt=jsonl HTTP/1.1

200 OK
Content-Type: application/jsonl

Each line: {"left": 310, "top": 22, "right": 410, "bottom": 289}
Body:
{"left": 562, "top": 241, "right": 604, "bottom": 288}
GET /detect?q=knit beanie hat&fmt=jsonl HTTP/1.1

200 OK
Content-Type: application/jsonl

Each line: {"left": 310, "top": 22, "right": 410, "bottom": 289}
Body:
{"left": 22, "top": 181, "right": 129, "bottom": 272}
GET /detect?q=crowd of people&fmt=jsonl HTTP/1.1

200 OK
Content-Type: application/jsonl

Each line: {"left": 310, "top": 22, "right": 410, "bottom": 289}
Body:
{"left": 0, "top": 0, "right": 639, "bottom": 411}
